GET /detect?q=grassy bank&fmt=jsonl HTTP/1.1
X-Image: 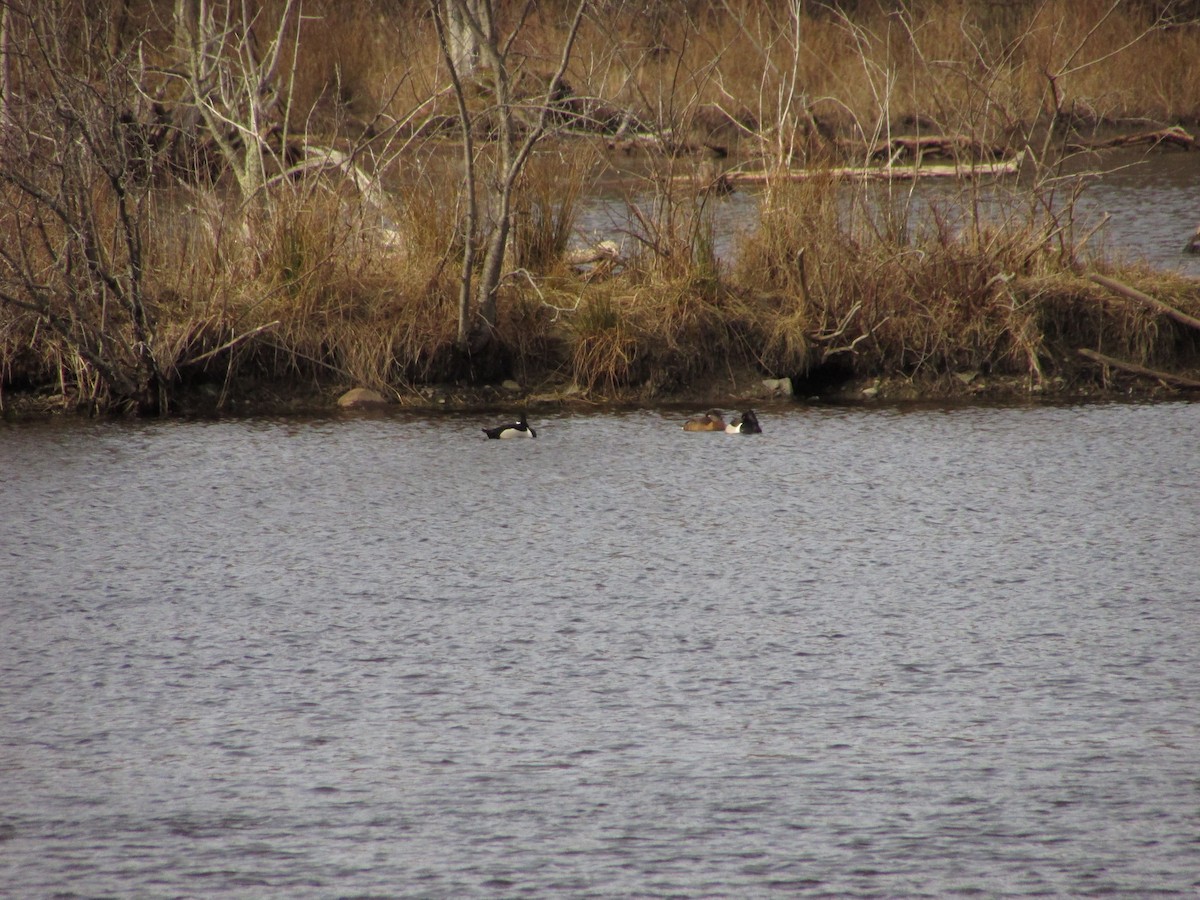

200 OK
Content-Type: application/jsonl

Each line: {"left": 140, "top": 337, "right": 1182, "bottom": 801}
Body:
{"left": 2, "top": 1, "right": 1200, "bottom": 415}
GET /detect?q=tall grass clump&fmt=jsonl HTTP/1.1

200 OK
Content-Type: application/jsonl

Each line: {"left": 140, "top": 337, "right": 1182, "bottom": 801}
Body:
{"left": 563, "top": 270, "right": 752, "bottom": 395}
{"left": 250, "top": 181, "right": 463, "bottom": 389}
{"left": 141, "top": 171, "right": 467, "bottom": 401}
{"left": 510, "top": 147, "right": 596, "bottom": 273}
{"left": 568, "top": 290, "right": 638, "bottom": 392}
{"left": 732, "top": 172, "right": 1200, "bottom": 390}
{"left": 733, "top": 177, "right": 841, "bottom": 376}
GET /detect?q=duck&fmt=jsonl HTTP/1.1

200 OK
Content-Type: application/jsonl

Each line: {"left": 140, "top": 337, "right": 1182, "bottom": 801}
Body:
{"left": 482, "top": 412, "right": 536, "bottom": 439}
{"left": 725, "top": 409, "right": 762, "bottom": 434}
{"left": 683, "top": 409, "right": 726, "bottom": 432}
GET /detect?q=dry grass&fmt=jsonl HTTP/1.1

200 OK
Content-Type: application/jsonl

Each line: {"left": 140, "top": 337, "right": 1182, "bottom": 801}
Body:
{"left": 185, "top": 1, "right": 1200, "bottom": 157}
{"left": 563, "top": 271, "right": 760, "bottom": 395}
{"left": 732, "top": 173, "right": 1200, "bottom": 387}
{"left": 135, "top": 172, "right": 465, "bottom": 399}
{"left": 4, "top": 0, "right": 1200, "bottom": 412}
{"left": 511, "top": 146, "right": 599, "bottom": 272}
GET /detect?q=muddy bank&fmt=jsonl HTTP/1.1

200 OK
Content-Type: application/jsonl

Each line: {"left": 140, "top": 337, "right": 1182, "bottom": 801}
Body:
{"left": 9, "top": 360, "right": 1188, "bottom": 421}
{"left": 4, "top": 372, "right": 1195, "bottom": 423}
{"left": 220, "top": 369, "right": 1200, "bottom": 417}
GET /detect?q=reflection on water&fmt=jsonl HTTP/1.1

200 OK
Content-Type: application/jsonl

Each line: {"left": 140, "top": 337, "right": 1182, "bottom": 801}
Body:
{"left": 579, "top": 149, "right": 1200, "bottom": 277}
{"left": 2, "top": 402, "right": 1199, "bottom": 897}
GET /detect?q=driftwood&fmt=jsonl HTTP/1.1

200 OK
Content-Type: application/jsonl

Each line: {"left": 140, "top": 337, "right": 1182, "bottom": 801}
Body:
{"left": 718, "top": 151, "right": 1024, "bottom": 186}
{"left": 607, "top": 133, "right": 727, "bottom": 158}
{"left": 1089, "top": 274, "right": 1200, "bottom": 332}
{"left": 269, "top": 145, "right": 385, "bottom": 209}
{"left": 565, "top": 240, "right": 621, "bottom": 266}
{"left": 1077, "top": 348, "right": 1200, "bottom": 389}
{"left": 1068, "top": 125, "right": 1199, "bottom": 152}
{"left": 860, "top": 134, "right": 1008, "bottom": 162}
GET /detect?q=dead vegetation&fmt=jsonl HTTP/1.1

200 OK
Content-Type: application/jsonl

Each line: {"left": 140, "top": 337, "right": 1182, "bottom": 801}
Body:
{"left": 2, "top": 0, "right": 1199, "bottom": 415}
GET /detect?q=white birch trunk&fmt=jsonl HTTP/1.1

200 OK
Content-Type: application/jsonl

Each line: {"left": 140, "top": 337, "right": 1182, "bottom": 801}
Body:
{"left": 445, "top": 0, "right": 485, "bottom": 78}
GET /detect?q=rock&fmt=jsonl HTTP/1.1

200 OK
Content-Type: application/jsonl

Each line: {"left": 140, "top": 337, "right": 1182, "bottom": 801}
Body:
{"left": 861, "top": 385, "right": 880, "bottom": 398}
{"left": 954, "top": 371, "right": 978, "bottom": 385}
{"left": 762, "top": 377, "right": 794, "bottom": 396}
{"left": 501, "top": 379, "right": 522, "bottom": 393}
{"left": 337, "top": 387, "right": 388, "bottom": 409}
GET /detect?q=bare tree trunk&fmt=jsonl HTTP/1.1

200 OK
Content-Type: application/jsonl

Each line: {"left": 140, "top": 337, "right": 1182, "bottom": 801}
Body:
{"left": 432, "top": 2, "right": 478, "bottom": 348}
{"left": 436, "top": 0, "right": 587, "bottom": 353}
{"left": 173, "top": 0, "right": 298, "bottom": 204}
{"left": 106, "top": 0, "right": 130, "bottom": 59}
{"left": 0, "top": 4, "right": 11, "bottom": 127}
{"left": 445, "top": 0, "right": 485, "bottom": 78}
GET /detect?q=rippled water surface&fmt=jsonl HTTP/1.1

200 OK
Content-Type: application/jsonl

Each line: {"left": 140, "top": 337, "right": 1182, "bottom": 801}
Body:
{"left": 2, "top": 402, "right": 1199, "bottom": 898}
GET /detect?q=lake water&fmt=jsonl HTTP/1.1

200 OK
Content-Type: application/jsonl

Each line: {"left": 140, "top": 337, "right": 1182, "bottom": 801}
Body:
{"left": 2, "top": 401, "right": 1199, "bottom": 897}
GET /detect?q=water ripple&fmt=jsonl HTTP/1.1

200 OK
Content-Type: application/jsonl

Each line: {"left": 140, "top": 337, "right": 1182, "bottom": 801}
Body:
{"left": 2, "top": 402, "right": 1199, "bottom": 897}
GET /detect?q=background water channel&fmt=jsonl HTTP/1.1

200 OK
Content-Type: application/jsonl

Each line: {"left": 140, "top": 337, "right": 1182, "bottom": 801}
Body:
{"left": 2, "top": 401, "right": 1199, "bottom": 897}
{"left": 581, "top": 147, "right": 1200, "bottom": 278}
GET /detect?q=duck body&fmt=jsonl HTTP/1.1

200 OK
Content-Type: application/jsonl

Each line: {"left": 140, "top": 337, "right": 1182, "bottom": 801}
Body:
{"left": 683, "top": 410, "right": 726, "bottom": 432}
{"left": 483, "top": 413, "right": 536, "bottom": 439}
{"left": 725, "top": 409, "right": 762, "bottom": 434}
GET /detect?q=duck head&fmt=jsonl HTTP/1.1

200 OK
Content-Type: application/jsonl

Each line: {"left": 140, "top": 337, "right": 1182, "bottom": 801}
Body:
{"left": 726, "top": 409, "right": 762, "bottom": 433}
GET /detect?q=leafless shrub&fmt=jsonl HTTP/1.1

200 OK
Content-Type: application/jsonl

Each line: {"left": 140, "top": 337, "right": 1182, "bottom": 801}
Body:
{"left": 0, "top": 3, "right": 168, "bottom": 412}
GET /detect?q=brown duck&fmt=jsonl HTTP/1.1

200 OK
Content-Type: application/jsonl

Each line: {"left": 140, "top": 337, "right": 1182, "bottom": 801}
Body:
{"left": 683, "top": 410, "right": 726, "bottom": 432}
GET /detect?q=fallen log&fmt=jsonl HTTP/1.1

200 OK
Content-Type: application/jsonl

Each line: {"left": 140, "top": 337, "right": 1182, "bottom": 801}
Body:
{"left": 1077, "top": 348, "right": 1200, "bottom": 389}
{"left": 696, "top": 151, "right": 1024, "bottom": 187}
{"left": 270, "top": 145, "right": 385, "bottom": 210}
{"left": 1088, "top": 274, "right": 1200, "bottom": 332}
{"left": 1068, "top": 125, "right": 1199, "bottom": 152}
{"left": 863, "top": 134, "right": 1008, "bottom": 161}
{"left": 607, "top": 133, "right": 728, "bottom": 158}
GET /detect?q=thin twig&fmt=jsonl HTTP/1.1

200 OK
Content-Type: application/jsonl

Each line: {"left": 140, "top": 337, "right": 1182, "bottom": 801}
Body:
{"left": 186, "top": 320, "right": 280, "bottom": 365}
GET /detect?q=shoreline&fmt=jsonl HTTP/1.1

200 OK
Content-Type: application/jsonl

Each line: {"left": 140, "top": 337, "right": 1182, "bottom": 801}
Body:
{"left": 6, "top": 363, "right": 1196, "bottom": 422}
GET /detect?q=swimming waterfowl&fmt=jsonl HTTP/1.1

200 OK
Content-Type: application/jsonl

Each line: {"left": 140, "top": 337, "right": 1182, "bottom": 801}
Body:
{"left": 725, "top": 409, "right": 762, "bottom": 433}
{"left": 683, "top": 410, "right": 726, "bottom": 432}
{"left": 482, "top": 412, "right": 536, "bottom": 439}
